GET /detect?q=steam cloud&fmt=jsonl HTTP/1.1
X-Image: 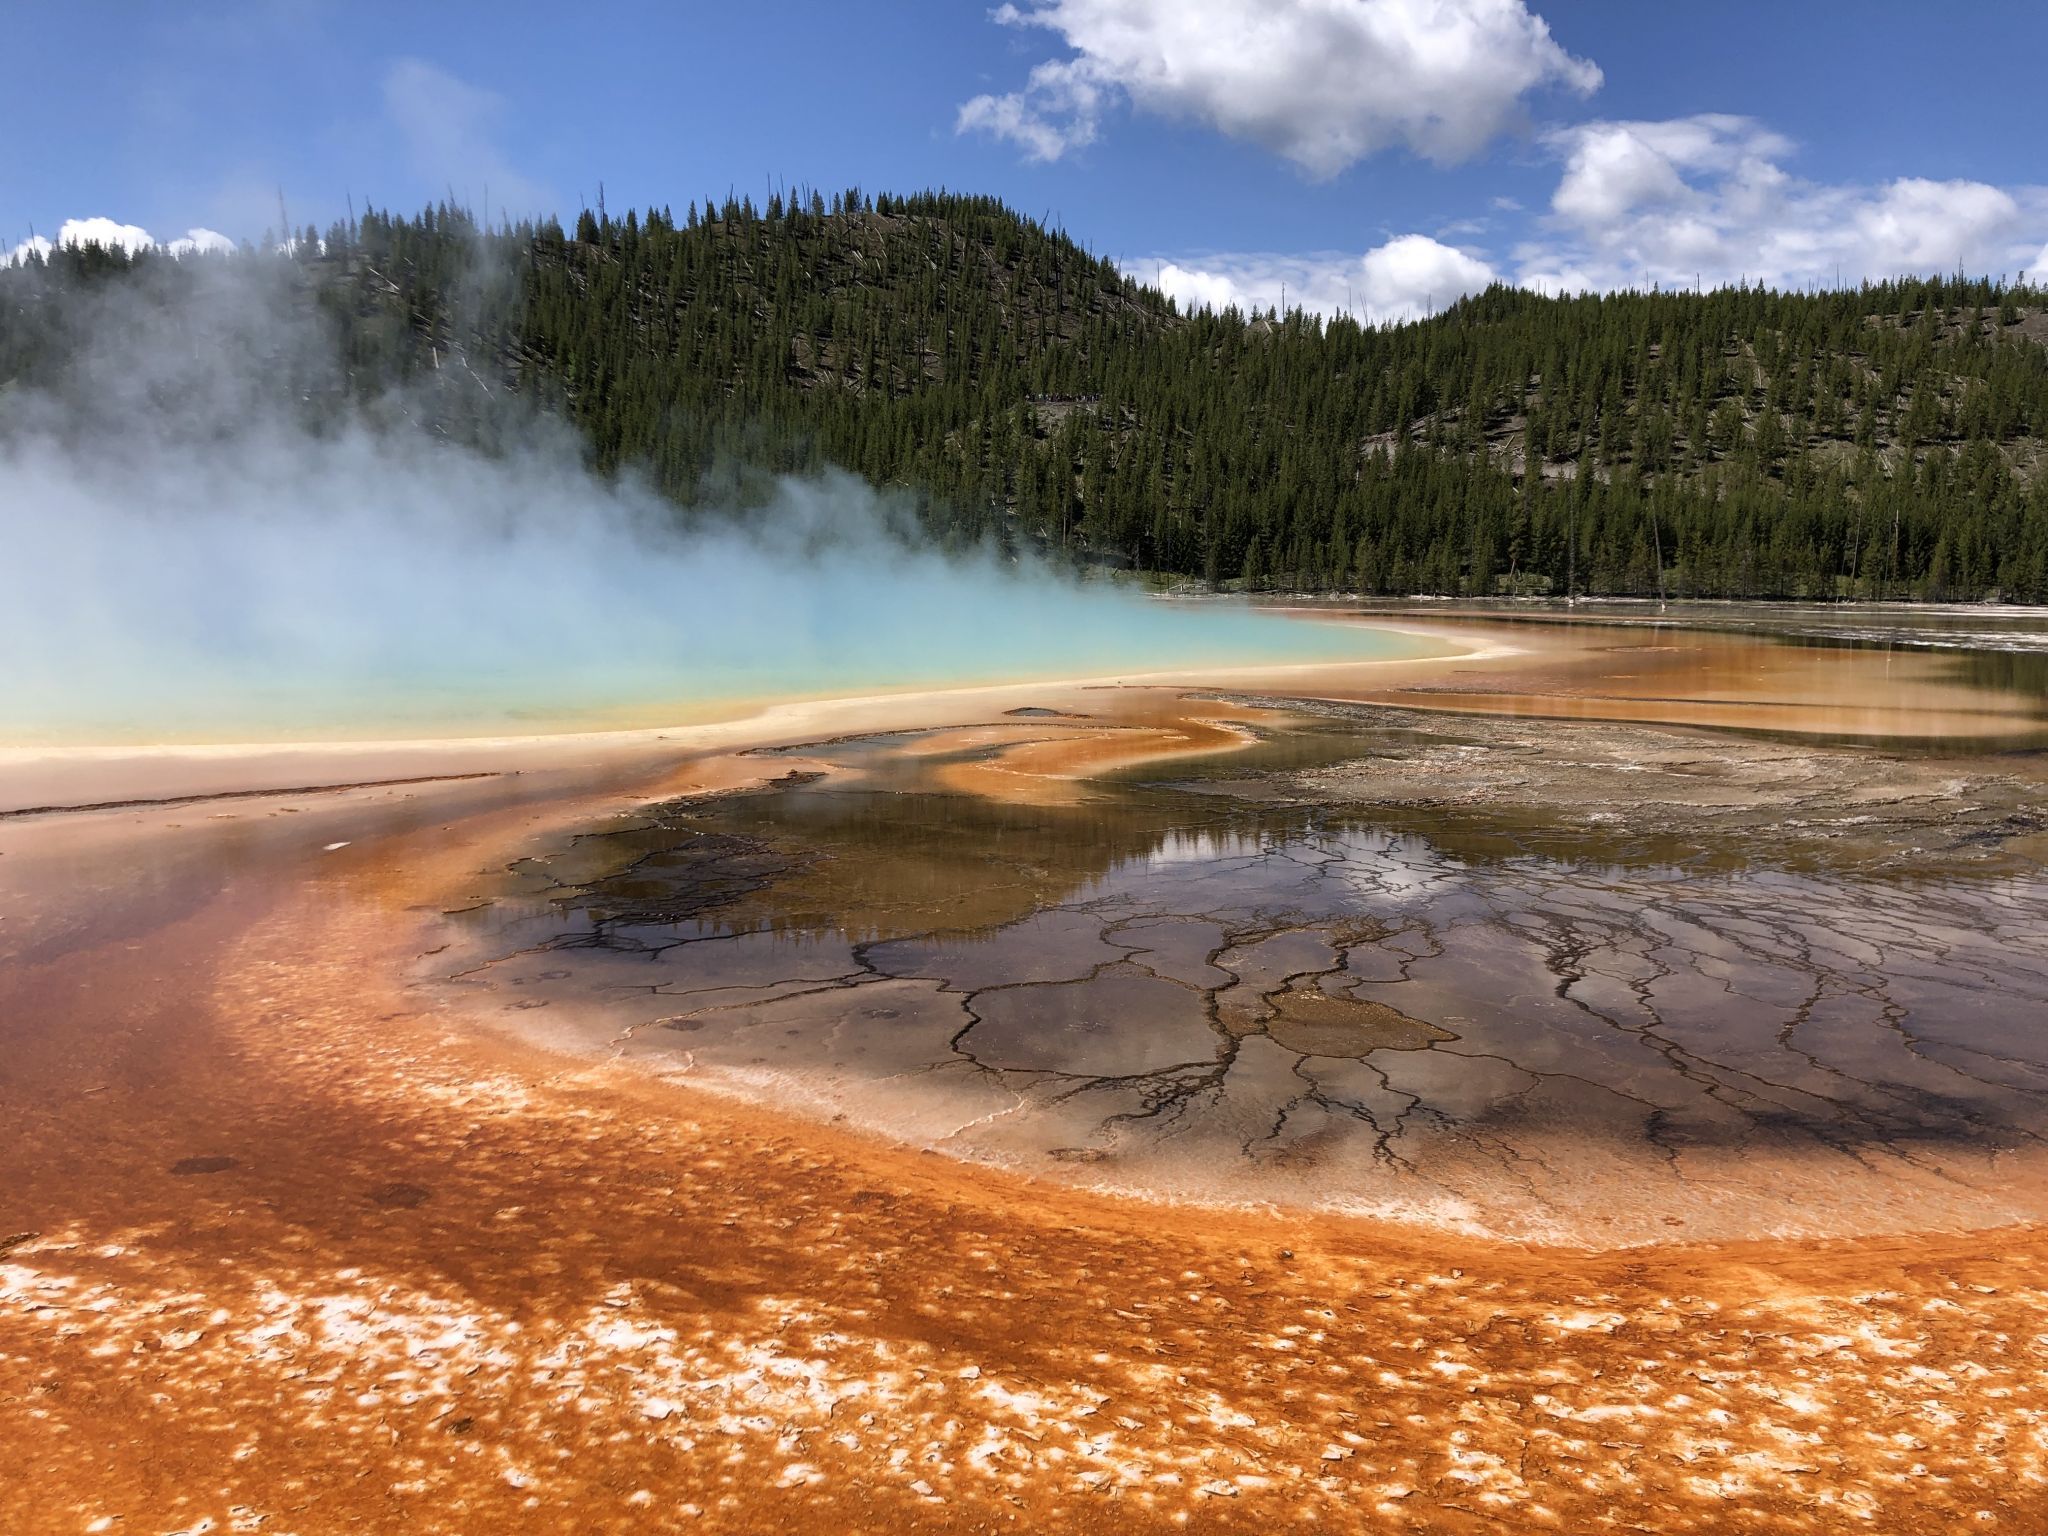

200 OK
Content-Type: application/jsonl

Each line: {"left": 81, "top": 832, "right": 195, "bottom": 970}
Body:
{"left": 2, "top": 252, "right": 1375, "bottom": 746}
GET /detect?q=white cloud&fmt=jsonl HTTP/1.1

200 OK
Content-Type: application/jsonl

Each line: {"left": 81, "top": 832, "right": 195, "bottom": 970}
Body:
{"left": 42, "top": 217, "right": 155, "bottom": 257}
{"left": 958, "top": 0, "right": 1600, "bottom": 176}
{"left": 165, "top": 228, "right": 237, "bottom": 259}
{"left": 1147, "top": 232, "right": 1496, "bottom": 323}
{"left": 1553, "top": 128, "right": 1685, "bottom": 224}
{"left": 957, "top": 57, "right": 1108, "bottom": 162}
{"left": 1549, "top": 115, "right": 1790, "bottom": 226}
{"left": 1155, "top": 260, "right": 1254, "bottom": 313}
{"left": 5, "top": 218, "right": 235, "bottom": 267}
{"left": 1141, "top": 111, "right": 2048, "bottom": 328}
{"left": 1519, "top": 115, "right": 2048, "bottom": 292}
{"left": 1148, "top": 110, "right": 2047, "bottom": 318}
{"left": 1851, "top": 178, "right": 2020, "bottom": 270}
{"left": 1361, "top": 232, "right": 1497, "bottom": 313}
{"left": 382, "top": 58, "right": 551, "bottom": 218}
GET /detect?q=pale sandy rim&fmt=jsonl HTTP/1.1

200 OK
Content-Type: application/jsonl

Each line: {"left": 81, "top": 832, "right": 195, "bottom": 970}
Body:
{"left": 0, "top": 625, "right": 1513, "bottom": 770}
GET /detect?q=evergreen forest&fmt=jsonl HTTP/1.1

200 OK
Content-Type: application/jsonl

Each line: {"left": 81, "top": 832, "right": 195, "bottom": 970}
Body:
{"left": 6, "top": 190, "right": 2047, "bottom": 601}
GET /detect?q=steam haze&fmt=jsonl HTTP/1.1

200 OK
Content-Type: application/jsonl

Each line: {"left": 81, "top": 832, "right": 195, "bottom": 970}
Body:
{"left": 2, "top": 254, "right": 1394, "bottom": 747}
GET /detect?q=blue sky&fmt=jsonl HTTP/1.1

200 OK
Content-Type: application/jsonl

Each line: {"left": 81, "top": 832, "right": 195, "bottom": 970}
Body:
{"left": 9, "top": 1, "right": 2048, "bottom": 320}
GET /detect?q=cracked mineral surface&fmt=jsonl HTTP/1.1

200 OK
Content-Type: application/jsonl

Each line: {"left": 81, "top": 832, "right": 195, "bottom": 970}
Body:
{"left": 433, "top": 663, "right": 2048, "bottom": 1245}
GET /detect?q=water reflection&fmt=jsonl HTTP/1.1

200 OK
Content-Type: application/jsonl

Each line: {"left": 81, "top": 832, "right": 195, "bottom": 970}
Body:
{"left": 1337, "top": 600, "right": 2048, "bottom": 752}
{"left": 440, "top": 700, "right": 2048, "bottom": 1243}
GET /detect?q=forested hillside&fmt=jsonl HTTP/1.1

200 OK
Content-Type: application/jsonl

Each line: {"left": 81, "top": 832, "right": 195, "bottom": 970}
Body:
{"left": 6, "top": 190, "right": 2048, "bottom": 601}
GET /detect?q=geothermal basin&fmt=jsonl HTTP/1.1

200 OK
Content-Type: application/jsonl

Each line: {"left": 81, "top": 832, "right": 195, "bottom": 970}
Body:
{"left": 4, "top": 602, "right": 2048, "bottom": 1533}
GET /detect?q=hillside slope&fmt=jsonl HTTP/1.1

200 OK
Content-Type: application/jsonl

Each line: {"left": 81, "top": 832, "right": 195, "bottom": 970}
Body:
{"left": 5, "top": 191, "right": 2047, "bottom": 601}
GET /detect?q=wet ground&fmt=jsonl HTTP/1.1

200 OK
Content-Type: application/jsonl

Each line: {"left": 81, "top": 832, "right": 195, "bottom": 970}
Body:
{"left": 432, "top": 615, "right": 2048, "bottom": 1245}
{"left": 1283, "top": 600, "right": 2048, "bottom": 751}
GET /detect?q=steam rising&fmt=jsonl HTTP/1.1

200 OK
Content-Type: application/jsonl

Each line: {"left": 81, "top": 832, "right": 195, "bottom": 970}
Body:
{"left": 2, "top": 253, "right": 1398, "bottom": 747}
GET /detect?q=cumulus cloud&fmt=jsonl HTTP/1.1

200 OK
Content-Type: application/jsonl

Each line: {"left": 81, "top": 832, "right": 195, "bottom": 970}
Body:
{"left": 1517, "top": 115, "right": 2048, "bottom": 293}
{"left": 1362, "top": 232, "right": 1497, "bottom": 312}
{"left": 1148, "top": 232, "right": 1497, "bottom": 323}
{"left": 165, "top": 228, "right": 238, "bottom": 259}
{"left": 1154, "top": 260, "right": 1254, "bottom": 313}
{"left": 1548, "top": 115, "right": 1790, "bottom": 226}
{"left": 1141, "top": 111, "right": 2047, "bottom": 327}
{"left": 382, "top": 57, "right": 552, "bottom": 218}
{"left": 5, "top": 218, "right": 234, "bottom": 267}
{"left": 958, "top": 0, "right": 1600, "bottom": 175}
{"left": 957, "top": 57, "right": 1110, "bottom": 161}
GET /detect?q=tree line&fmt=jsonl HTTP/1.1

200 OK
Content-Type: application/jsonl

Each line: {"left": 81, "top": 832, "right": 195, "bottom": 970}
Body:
{"left": 5, "top": 189, "right": 2046, "bottom": 601}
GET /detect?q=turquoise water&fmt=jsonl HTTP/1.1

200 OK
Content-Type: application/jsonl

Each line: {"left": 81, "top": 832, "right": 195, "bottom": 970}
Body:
{"left": 5, "top": 434, "right": 1430, "bottom": 747}
{"left": 6, "top": 585, "right": 1429, "bottom": 747}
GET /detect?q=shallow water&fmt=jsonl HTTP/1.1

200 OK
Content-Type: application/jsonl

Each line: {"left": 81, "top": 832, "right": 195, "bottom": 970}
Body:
{"left": 436, "top": 614, "right": 2048, "bottom": 1242}
{"left": 1328, "top": 601, "right": 2048, "bottom": 752}
{"left": 4, "top": 585, "right": 1431, "bottom": 747}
